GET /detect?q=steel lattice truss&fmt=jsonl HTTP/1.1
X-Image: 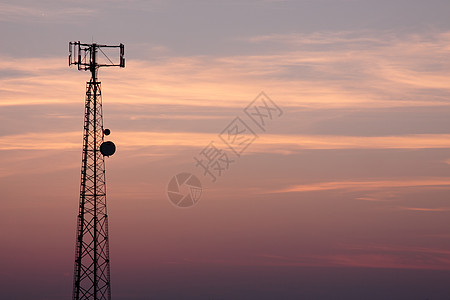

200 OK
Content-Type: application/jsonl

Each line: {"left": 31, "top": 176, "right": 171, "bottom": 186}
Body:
{"left": 73, "top": 79, "right": 111, "bottom": 300}
{"left": 70, "top": 41, "right": 123, "bottom": 300}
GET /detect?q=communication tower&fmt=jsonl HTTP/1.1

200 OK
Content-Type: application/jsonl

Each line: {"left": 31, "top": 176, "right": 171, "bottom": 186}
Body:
{"left": 69, "top": 41, "right": 125, "bottom": 300}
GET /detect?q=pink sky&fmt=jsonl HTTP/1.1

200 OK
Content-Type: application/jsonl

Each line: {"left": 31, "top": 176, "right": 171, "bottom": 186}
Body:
{"left": 2, "top": 1, "right": 450, "bottom": 299}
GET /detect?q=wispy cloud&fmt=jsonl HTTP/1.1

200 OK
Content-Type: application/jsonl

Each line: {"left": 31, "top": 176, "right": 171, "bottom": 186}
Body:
{"left": 2, "top": 131, "right": 450, "bottom": 151}
{"left": 0, "top": 3, "right": 95, "bottom": 22}
{"left": 256, "top": 243, "right": 450, "bottom": 270}
{"left": 396, "top": 206, "right": 450, "bottom": 212}
{"left": 2, "top": 30, "right": 450, "bottom": 109}
{"left": 254, "top": 133, "right": 450, "bottom": 151}
{"left": 271, "top": 178, "right": 450, "bottom": 194}
{"left": 175, "top": 243, "right": 450, "bottom": 270}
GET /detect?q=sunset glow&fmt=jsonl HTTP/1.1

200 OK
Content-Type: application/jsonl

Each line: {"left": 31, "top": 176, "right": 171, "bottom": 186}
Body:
{"left": 2, "top": 1, "right": 450, "bottom": 299}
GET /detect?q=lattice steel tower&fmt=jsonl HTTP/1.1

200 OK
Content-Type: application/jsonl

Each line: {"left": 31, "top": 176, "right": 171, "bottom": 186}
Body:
{"left": 69, "top": 41, "right": 125, "bottom": 300}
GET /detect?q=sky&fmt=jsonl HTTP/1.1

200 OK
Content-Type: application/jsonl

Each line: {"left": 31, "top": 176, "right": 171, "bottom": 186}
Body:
{"left": 1, "top": 0, "right": 450, "bottom": 299}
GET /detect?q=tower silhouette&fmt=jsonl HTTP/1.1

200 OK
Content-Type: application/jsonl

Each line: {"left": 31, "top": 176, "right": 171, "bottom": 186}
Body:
{"left": 69, "top": 41, "right": 125, "bottom": 300}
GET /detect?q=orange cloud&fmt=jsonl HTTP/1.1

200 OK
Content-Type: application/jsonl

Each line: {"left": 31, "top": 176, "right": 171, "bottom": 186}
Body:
{"left": 396, "top": 207, "right": 450, "bottom": 212}
{"left": 2, "top": 131, "right": 450, "bottom": 151}
{"left": 2, "top": 30, "right": 450, "bottom": 110}
{"left": 253, "top": 133, "right": 450, "bottom": 152}
{"left": 256, "top": 243, "right": 450, "bottom": 270}
{"left": 271, "top": 178, "right": 450, "bottom": 194}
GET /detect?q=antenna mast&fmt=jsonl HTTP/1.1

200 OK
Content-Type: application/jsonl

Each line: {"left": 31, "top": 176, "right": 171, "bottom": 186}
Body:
{"left": 69, "top": 41, "right": 125, "bottom": 300}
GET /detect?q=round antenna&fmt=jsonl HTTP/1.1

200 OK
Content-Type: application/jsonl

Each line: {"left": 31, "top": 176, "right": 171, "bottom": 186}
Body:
{"left": 103, "top": 129, "right": 111, "bottom": 136}
{"left": 100, "top": 141, "right": 116, "bottom": 156}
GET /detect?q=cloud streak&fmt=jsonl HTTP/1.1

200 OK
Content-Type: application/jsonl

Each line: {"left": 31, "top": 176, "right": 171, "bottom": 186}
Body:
{"left": 2, "top": 131, "right": 450, "bottom": 151}
{"left": 271, "top": 178, "right": 450, "bottom": 194}
{"left": 2, "top": 30, "right": 450, "bottom": 110}
{"left": 0, "top": 2, "right": 95, "bottom": 22}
